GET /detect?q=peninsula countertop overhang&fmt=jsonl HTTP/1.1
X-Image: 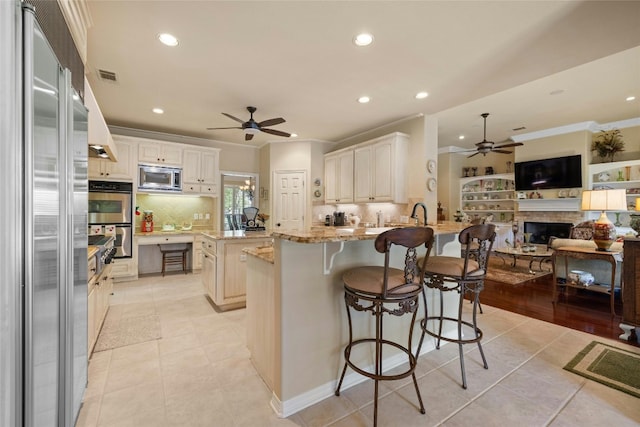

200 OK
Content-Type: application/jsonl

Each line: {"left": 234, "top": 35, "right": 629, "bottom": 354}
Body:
{"left": 271, "top": 222, "right": 470, "bottom": 244}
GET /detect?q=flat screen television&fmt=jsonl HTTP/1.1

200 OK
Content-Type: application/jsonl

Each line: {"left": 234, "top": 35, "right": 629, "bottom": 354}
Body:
{"left": 514, "top": 155, "right": 582, "bottom": 191}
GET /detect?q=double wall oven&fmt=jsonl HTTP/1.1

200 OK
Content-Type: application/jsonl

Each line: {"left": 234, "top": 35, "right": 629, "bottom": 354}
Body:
{"left": 88, "top": 181, "right": 133, "bottom": 258}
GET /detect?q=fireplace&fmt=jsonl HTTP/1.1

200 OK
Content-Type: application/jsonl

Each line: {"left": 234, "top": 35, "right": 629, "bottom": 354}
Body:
{"left": 524, "top": 221, "right": 572, "bottom": 244}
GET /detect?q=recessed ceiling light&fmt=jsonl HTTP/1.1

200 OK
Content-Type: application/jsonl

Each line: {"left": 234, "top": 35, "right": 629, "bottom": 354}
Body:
{"left": 626, "top": 96, "right": 636, "bottom": 101}
{"left": 549, "top": 89, "right": 564, "bottom": 96}
{"left": 152, "top": 108, "right": 164, "bottom": 114}
{"left": 158, "top": 33, "right": 179, "bottom": 47}
{"left": 358, "top": 96, "right": 370, "bottom": 104}
{"left": 415, "top": 92, "right": 429, "bottom": 99}
{"left": 458, "top": 135, "right": 465, "bottom": 140}
{"left": 90, "top": 144, "right": 104, "bottom": 150}
{"left": 353, "top": 33, "right": 374, "bottom": 47}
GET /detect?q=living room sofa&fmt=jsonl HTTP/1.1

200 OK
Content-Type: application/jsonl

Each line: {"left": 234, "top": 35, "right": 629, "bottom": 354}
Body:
{"left": 549, "top": 238, "right": 623, "bottom": 289}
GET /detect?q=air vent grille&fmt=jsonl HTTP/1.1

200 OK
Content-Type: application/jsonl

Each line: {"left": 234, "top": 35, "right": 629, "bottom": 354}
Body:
{"left": 98, "top": 69, "right": 117, "bottom": 82}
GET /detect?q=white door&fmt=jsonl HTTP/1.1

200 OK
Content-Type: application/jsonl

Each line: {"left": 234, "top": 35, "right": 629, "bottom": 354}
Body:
{"left": 273, "top": 171, "right": 305, "bottom": 231}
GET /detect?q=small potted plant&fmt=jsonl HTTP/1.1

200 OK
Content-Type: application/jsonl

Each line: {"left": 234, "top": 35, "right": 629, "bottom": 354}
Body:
{"left": 591, "top": 129, "right": 625, "bottom": 162}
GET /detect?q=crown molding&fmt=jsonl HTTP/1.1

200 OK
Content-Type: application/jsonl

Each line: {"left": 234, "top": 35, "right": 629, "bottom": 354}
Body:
{"left": 511, "top": 117, "right": 640, "bottom": 142}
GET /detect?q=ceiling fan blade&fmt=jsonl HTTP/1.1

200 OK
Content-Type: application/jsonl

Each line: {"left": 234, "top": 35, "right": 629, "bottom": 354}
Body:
{"left": 492, "top": 149, "right": 513, "bottom": 154}
{"left": 245, "top": 133, "right": 254, "bottom": 141}
{"left": 261, "top": 128, "right": 291, "bottom": 138}
{"left": 222, "top": 112, "right": 245, "bottom": 124}
{"left": 206, "top": 126, "right": 242, "bottom": 130}
{"left": 494, "top": 142, "right": 524, "bottom": 149}
{"left": 467, "top": 152, "right": 481, "bottom": 158}
{"left": 257, "top": 117, "right": 285, "bottom": 127}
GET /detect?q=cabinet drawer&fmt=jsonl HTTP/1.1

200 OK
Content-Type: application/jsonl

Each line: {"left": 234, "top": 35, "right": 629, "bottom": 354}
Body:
{"left": 202, "top": 238, "right": 216, "bottom": 255}
{"left": 137, "top": 235, "right": 194, "bottom": 245}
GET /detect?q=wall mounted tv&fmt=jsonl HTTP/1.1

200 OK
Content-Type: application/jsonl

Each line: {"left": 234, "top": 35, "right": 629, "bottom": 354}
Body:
{"left": 514, "top": 155, "right": 582, "bottom": 191}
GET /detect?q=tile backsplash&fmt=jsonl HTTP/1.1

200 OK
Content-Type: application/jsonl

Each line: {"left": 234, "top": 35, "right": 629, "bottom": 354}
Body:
{"left": 135, "top": 193, "right": 216, "bottom": 231}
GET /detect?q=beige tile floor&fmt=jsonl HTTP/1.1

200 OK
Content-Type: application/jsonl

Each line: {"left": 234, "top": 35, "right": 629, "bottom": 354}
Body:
{"left": 76, "top": 273, "right": 640, "bottom": 427}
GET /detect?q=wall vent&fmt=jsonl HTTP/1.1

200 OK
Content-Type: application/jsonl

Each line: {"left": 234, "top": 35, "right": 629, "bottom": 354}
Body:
{"left": 97, "top": 69, "right": 117, "bottom": 82}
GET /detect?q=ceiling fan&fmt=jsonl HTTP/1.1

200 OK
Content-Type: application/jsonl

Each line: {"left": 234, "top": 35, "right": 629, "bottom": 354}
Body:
{"left": 206, "top": 106, "right": 291, "bottom": 141}
{"left": 464, "top": 113, "right": 523, "bottom": 157}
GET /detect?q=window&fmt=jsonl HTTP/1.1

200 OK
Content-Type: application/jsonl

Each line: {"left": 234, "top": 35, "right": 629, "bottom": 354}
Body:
{"left": 221, "top": 174, "right": 257, "bottom": 230}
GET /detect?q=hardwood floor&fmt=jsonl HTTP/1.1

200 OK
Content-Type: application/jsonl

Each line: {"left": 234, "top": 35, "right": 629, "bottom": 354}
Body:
{"left": 480, "top": 273, "right": 640, "bottom": 348}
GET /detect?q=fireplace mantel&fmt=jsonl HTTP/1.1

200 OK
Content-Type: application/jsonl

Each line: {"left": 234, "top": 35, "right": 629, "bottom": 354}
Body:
{"left": 517, "top": 198, "right": 581, "bottom": 212}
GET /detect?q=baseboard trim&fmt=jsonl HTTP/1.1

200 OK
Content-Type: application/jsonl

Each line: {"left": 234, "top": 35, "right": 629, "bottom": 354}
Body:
{"left": 270, "top": 339, "right": 442, "bottom": 418}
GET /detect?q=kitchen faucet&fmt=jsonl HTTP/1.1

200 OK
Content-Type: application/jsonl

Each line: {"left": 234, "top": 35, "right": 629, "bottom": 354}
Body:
{"left": 410, "top": 202, "right": 428, "bottom": 226}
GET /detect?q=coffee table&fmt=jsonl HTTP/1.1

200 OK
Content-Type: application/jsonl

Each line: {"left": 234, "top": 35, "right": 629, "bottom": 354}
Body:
{"left": 494, "top": 246, "right": 553, "bottom": 274}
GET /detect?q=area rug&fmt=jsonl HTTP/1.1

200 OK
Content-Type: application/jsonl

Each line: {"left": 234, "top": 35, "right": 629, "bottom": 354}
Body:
{"left": 485, "top": 255, "right": 552, "bottom": 285}
{"left": 564, "top": 341, "right": 640, "bottom": 398}
{"left": 94, "top": 314, "right": 162, "bottom": 352}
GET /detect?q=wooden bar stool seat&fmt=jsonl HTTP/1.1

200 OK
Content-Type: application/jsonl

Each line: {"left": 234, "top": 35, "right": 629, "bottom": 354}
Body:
{"left": 158, "top": 244, "right": 189, "bottom": 276}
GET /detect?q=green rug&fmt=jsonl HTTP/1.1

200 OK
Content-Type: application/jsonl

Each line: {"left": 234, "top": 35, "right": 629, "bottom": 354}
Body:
{"left": 564, "top": 341, "right": 640, "bottom": 398}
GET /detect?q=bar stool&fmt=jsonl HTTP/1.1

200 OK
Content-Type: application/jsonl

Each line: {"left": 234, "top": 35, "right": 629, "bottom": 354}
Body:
{"left": 158, "top": 244, "right": 189, "bottom": 276}
{"left": 335, "top": 227, "right": 434, "bottom": 426}
{"left": 417, "top": 224, "right": 495, "bottom": 389}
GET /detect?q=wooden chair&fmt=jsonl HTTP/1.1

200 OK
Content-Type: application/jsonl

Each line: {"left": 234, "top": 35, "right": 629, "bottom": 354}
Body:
{"left": 158, "top": 244, "right": 189, "bottom": 276}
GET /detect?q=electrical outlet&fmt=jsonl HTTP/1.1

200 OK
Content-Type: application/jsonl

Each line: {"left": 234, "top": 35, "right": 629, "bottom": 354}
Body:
{"left": 198, "top": 213, "right": 204, "bottom": 220}
{"left": 205, "top": 213, "right": 210, "bottom": 220}
{"left": 239, "top": 254, "right": 247, "bottom": 262}
{"left": 193, "top": 213, "right": 199, "bottom": 220}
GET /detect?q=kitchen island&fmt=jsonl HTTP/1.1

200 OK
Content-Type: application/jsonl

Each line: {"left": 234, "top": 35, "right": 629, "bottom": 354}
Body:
{"left": 245, "top": 223, "right": 469, "bottom": 417}
{"left": 200, "top": 230, "right": 272, "bottom": 310}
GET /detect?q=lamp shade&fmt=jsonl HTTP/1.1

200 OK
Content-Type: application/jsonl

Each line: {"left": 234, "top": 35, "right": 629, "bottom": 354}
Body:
{"left": 581, "top": 189, "right": 627, "bottom": 212}
{"left": 636, "top": 197, "right": 640, "bottom": 211}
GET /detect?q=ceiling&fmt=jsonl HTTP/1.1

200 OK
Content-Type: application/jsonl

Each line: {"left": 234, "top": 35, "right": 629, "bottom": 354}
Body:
{"left": 85, "top": 1, "right": 640, "bottom": 151}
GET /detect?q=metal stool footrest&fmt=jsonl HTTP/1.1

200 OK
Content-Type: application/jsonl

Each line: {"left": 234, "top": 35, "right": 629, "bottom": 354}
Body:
{"left": 421, "top": 316, "right": 483, "bottom": 345}
{"left": 344, "top": 338, "right": 418, "bottom": 382}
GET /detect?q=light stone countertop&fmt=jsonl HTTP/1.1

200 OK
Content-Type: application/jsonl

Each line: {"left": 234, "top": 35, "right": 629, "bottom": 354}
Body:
{"left": 243, "top": 246, "right": 274, "bottom": 264}
{"left": 200, "top": 230, "right": 273, "bottom": 241}
{"left": 272, "top": 222, "right": 470, "bottom": 244}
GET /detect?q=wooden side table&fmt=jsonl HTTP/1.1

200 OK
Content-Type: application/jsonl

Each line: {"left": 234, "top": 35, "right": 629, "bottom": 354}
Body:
{"left": 621, "top": 237, "right": 639, "bottom": 342}
{"left": 552, "top": 246, "right": 623, "bottom": 316}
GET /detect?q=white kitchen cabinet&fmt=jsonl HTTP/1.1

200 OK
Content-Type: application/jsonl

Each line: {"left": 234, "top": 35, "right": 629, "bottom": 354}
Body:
{"left": 192, "top": 235, "right": 203, "bottom": 270}
{"left": 353, "top": 132, "right": 408, "bottom": 203}
{"left": 324, "top": 149, "right": 354, "bottom": 203}
{"left": 202, "top": 247, "right": 216, "bottom": 297}
{"left": 88, "top": 265, "right": 113, "bottom": 356}
{"left": 88, "top": 139, "right": 135, "bottom": 181}
{"left": 182, "top": 148, "right": 220, "bottom": 196}
{"left": 110, "top": 257, "right": 138, "bottom": 282}
{"left": 201, "top": 235, "right": 272, "bottom": 310}
{"left": 138, "top": 141, "right": 182, "bottom": 166}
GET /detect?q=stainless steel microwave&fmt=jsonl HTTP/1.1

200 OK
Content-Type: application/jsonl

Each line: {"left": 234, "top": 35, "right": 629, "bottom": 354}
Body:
{"left": 138, "top": 164, "right": 182, "bottom": 192}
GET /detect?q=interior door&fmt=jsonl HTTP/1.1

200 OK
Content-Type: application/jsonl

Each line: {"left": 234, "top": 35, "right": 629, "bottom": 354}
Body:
{"left": 273, "top": 171, "right": 305, "bottom": 231}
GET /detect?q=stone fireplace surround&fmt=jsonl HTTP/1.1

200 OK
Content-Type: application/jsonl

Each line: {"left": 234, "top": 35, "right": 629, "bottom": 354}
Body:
{"left": 515, "top": 211, "right": 586, "bottom": 245}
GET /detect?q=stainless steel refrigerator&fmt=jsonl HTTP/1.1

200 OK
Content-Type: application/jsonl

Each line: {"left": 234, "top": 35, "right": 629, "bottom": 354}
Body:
{"left": 0, "top": 2, "right": 88, "bottom": 426}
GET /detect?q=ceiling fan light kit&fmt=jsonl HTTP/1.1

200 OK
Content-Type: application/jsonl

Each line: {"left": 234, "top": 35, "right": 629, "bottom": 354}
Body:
{"left": 207, "top": 106, "right": 292, "bottom": 141}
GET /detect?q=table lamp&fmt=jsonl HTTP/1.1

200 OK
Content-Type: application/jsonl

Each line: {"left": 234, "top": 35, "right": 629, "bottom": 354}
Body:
{"left": 581, "top": 189, "right": 627, "bottom": 251}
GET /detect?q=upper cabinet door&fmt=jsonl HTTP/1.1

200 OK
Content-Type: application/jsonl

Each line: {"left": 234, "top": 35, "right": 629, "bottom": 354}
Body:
{"left": 325, "top": 150, "right": 353, "bottom": 204}
{"left": 138, "top": 142, "right": 182, "bottom": 166}
{"left": 353, "top": 146, "right": 372, "bottom": 202}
